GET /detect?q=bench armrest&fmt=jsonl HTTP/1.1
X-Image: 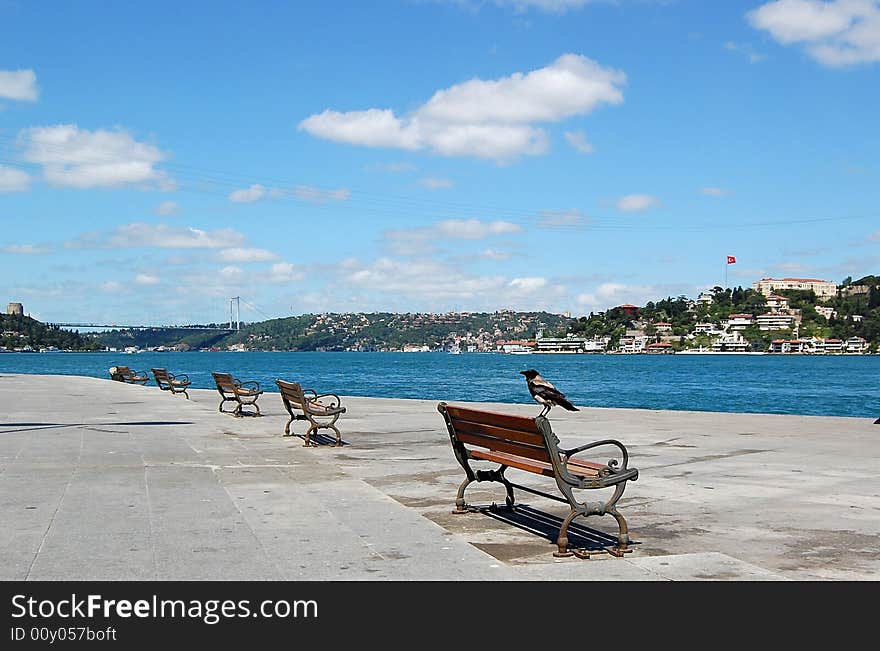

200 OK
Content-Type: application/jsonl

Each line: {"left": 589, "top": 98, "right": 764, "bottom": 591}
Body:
{"left": 238, "top": 380, "right": 261, "bottom": 392}
{"left": 563, "top": 439, "right": 631, "bottom": 471}
{"left": 310, "top": 393, "right": 342, "bottom": 408}
{"left": 170, "top": 373, "right": 189, "bottom": 382}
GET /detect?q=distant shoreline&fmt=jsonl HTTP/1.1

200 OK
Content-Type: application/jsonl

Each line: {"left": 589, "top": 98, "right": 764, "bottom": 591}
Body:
{"left": 2, "top": 349, "right": 876, "bottom": 357}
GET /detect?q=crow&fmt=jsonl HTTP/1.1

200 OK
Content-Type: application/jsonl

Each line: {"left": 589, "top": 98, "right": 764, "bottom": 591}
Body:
{"left": 519, "top": 369, "right": 579, "bottom": 417}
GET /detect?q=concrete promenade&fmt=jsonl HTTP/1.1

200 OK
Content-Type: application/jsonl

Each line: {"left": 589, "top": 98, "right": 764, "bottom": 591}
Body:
{"left": 1, "top": 373, "right": 878, "bottom": 581}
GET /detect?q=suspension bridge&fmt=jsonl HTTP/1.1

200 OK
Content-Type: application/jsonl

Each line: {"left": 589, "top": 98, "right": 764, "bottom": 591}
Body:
{"left": 53, "top": 297, "right": 264, "bottom": 332}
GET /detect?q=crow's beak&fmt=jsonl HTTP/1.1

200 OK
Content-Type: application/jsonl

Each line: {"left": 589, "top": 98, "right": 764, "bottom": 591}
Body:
{"left": 519, "top": 370, "right": 527, "bottom": 375}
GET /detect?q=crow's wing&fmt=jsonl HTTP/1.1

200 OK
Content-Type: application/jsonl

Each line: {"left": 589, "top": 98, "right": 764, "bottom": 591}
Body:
{"left": 530, "top": 380, "right": 579, "bottom": 411}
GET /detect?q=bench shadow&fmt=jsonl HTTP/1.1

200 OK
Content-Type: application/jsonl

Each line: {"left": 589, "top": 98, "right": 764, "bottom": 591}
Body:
{"left": 0, "top": 421, "right": 194, "bottom": 434}
{"left": 296, "top": 432, "right": 350, "bottom": 446}
{"left": 476, "top": 503, "right": 640, "bottom": 553}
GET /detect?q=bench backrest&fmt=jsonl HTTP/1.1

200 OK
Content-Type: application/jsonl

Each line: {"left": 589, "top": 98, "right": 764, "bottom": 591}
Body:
{"left": 152, "top": 368, "right": 171, "bottom": 386}
{"left": 116, "top": 366, "right": 133, "bottom": 378}
{"left": 211, "top": 372, "right": 237, "bottom": 396}
{"left": 275, "top": 379, "right": 306, "bottom": 411}
{"left": 438, "top": 403, "right": 555, "bottom": 464}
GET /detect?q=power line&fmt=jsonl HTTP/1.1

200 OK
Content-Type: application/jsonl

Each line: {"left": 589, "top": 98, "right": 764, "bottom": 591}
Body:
{"left": 1, "top": 134, "right": 878, "bottom": 233}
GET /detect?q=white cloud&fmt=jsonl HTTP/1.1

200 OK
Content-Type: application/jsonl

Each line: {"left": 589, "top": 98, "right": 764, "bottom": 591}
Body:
{"left": 564, "top": 130, "right": 594, "bottom": 154}
{"left": 724, "top": 41, "right": 767, "bottom": 63}
{"left": 435, "top": 219, "right": 521, "bottom": 239}
{"left": 21, "top": 124, "right": 171, "bottom": 189}
{"left": 700, "top": 187, "right": 730, "bottom": 197}
{"left": 747, "top": 0, "right": 880, "bottom": 66}
{"left": 267, "top": 262, "right": 305, "bottom": 283}
{"left": 66, "top": 223, "right": 247, "bottom": 250}
{"left": 492, "top": 0, "right": 593, "bottom": 12}
{"left": 0, "top": 165, "right": 30, "bottom": 192}
{"left": 100, "top": 280, "right": 124, "bottom": 294}
{"left": 508, "top": 277, "right": 548, "bottom": 293}
{"left": 341, "top": 257, "right": 566, "bottom": 310}
{"left": 134, "top": 273, "right": 160, "bottom": 285}
{"left": 538, "top": 209, "right": 591, "bottom": 229}
{"left": 616, "top": 194, "right": 660, "bottom": 212}
{"left": 576, "top": 282, "right": 653, "bottom": 309}
{"left": 299, "top": 54, "right": 625, "bottom": 161}
{"left": 346, "top": 257, "right": 507, "bottom": 302}
{"left": 293, "top": 185, "right": 350, "bottom": 203}
{"left": 229, "top": 184, "right": 267, "bottom": 203}
{"left": 0, "top": 69, "right": 38, "bottom": 101}
{"left": 216, "top": 247, "right": 279, "bottom": 263}
{"left": 384, "top": 218, "right": 522, "bottom": 255}
{"left": 364, "top": 161, "right": 418, "bottom": 173}
{"left": 420, "top": 177, "right": 455, "bottom": 189}
{"left": 478, "top": 248, "right": 513, "bottom": 261}
{"left": 155, "top": 200, "right": 180, "bottom": 216}
{"left": 3, "top": 244, "right": 49, "bottom": 254}
{"left": 219, "top": 266, "right": 245, "bottom": 280}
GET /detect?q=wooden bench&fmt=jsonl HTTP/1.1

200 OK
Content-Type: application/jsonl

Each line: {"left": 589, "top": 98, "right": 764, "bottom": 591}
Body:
{"left": 109, "top": 365, "right": 149, "bottom": 385}
{"left": 275, "top": 379, "right": 347, "bottom": 446}
{"left": 211, "top": 371, "right": 263, "bottom": 417}
{"left": 151, "top": 368, "right": 191, "bottom": 399}
{"left": 437, "top": 402, "right": 639, "bottom": 558}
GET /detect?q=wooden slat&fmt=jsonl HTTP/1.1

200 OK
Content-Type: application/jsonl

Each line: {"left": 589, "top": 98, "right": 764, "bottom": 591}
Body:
{"left": 472, "top": 449, "right": 554, "bottom": 476}
{"left": 457, "top": 431, "right": 552, "bottom": 462}
{"left": 444, "top": 405, "right": 538, "bottom": 434}
{"left": 451, "top": 419, "right": 546, "bottom": 447}
{"left": 566, "top": 458, "right": 606, "bottom": 474}
{"left": 472, "top": 450, "right": 604, "bottom": 480}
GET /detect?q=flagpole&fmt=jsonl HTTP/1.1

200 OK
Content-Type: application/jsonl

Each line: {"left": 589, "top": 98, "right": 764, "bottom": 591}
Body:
{"left": 725, "top": 256, "right": 728, "bottom": 290}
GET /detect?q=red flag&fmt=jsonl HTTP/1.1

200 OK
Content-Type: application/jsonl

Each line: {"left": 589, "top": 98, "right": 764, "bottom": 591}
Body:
{"left": 727, "top": 256, "right": 736, "bottom": 264}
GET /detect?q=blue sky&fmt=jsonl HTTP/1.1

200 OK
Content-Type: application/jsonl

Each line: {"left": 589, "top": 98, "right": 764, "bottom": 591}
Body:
{"left": 1, "top": 0, "right": 878, "bottom": 325}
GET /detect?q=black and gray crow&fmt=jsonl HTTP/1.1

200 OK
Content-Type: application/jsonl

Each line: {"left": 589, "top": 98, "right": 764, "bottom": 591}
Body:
{"left": 519, "top": 369, "right": 579, "bottom": 417}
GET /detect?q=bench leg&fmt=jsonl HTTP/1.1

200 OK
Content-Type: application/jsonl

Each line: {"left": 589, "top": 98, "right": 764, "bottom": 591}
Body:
{"left": 283, "top": 414, "right": 294, "bottom": 436}
{"left": 554, "top": 510, "right": 578, "bottom": 557}
{"left": 606, "top": 507, "right": 631, "bottom": 557}
{"left": 452, "top": 477, "right": 473, "bottom": 514}
{"left": 328, "top": 424, "right": 342, "bottom": 447}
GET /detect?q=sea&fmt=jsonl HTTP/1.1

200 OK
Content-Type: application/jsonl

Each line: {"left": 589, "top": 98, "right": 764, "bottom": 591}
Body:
{"left": 2, "top": 351, "right": 878, "bottom": 419}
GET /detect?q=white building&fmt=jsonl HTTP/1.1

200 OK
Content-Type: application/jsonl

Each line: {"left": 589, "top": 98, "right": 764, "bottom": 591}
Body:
{"left": 844, "top": 337, "right": 868, "bottom": 353}
{"left": 618, "top": 336, "right": 648, "bottom": 354}
{"left": 652, "top": 322, "right": 673, "bottom": 333}
{"left": 769, "top": 339, "right": 810, "bottom": 354}
{"left": 712, "top": 331, "right": 750, "bottom": 352}
{"left": 694, "top": 322, "right": 721, "bottom": 334}
{"left": 815, "top": 338, "right": 843, "bottom": 354}
{"left": 725, "top": 314, "right": 755, "bottom": 331}
{"left": 766, "top": 295, "right": 790, "bottom": 312}
{"left": 752, "top": 277, "right": 837, "bottom": 300}
{"left": 756, "top": 313, "right": 796, "bottom": 331}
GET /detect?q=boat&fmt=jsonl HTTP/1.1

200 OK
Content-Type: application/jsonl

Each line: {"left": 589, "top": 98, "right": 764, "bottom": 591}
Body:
{"left": 502, "top": 344, "right": 533, "bottom": 355}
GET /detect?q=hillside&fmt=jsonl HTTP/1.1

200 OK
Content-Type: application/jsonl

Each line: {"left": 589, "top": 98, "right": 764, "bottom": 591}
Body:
{"left": 0, "top": 314, "right": 102, "bottom": 351}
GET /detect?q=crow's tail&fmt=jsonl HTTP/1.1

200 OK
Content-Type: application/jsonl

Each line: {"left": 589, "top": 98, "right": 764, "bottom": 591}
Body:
{"left": 557, "top": 397, "right": 579, "bottom": 411}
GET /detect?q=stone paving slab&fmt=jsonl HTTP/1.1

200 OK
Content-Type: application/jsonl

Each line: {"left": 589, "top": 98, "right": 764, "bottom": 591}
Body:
{"left": 1, "top": 373, "right": 879, "bottom": 581}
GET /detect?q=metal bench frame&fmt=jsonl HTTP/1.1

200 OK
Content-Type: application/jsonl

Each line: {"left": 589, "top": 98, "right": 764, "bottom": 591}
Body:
{"left": 211, "top": 372, "right": 262, "bottom": 417}
{"left": 151, "top": 368, "right": 191, "bottom": 399}
{"left": 109, "top": 365, "right": 149, "bottom": 385}
{"left": 275, "top": 379, "right": 346, "bottom": 446}
{"left": 438, "top": 402, "right": 639, "bottom": 559}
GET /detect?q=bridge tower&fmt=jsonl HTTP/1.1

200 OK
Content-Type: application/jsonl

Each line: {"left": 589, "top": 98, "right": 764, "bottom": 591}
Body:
{"left": 229, "top": 297, "right": 241, "bottom": 331}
